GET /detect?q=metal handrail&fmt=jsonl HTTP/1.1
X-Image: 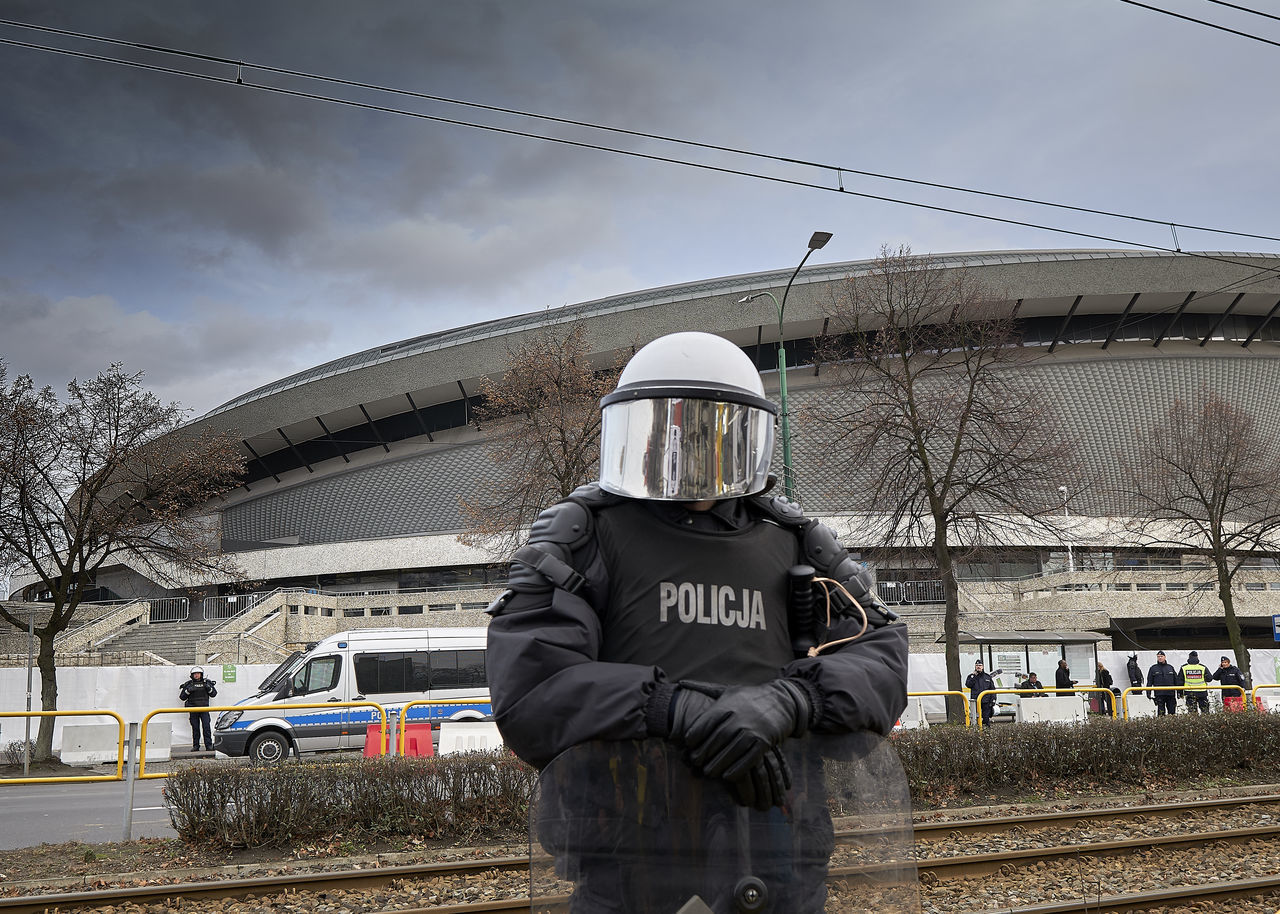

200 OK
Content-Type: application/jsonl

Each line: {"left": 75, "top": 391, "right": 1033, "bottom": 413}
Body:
{"left": 0, "top": 710, "right": 126, "bottom": 785}
{"left": 1123, "top": 684, "right": 1246, "bottom": 717}
{"left": 137, "top": 701, "right": 389, "bottom": 778}
{"left": 1250, "top": 684, "right": 1280, "bottom": 708}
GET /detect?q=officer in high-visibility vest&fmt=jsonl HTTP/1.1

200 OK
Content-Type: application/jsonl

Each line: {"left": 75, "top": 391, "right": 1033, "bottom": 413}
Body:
{"left": 1179, "top": 651, "right": 1211, "bottom": 714}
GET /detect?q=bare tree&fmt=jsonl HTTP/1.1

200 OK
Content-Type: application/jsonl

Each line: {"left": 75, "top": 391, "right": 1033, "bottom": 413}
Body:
{"left": 0, "top": 362, "right": 246, "bottom": 758}
{"left": 459, "top": 325, "right": 624, "bottom": 558}
{"left": 1124, "top": 390, "right": 1280, "bottom": 686}
{"left": 811, "top": 246, "right": 1080, "bottom": 720}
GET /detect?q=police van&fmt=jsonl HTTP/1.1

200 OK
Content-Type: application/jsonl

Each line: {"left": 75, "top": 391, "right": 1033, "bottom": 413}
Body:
{"left": 213, "top": 627, "right": 491, "bottom": 762}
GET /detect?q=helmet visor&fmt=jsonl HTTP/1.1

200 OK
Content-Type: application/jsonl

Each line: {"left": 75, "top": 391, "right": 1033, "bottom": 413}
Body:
{"left": 599, "top": 397, "right": 775, "bottom": 500}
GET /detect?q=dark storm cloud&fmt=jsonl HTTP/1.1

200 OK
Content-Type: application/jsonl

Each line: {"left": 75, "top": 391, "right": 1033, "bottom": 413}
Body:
{"left": 1, "top": 1, "right": 1278, "bottom": 416}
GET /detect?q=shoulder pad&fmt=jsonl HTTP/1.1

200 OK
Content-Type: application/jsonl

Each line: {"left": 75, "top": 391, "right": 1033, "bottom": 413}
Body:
{"left": 527, "top": 498, "right": 595, "bottom": 551}
{"left": 746, "top": 492, "right": 807, "bottom": 527}
{"left": 564, "top": 481, "right": 624, "bottom": 512}
{"left": 801, "top": 521, "right": 849, "bottom": 576}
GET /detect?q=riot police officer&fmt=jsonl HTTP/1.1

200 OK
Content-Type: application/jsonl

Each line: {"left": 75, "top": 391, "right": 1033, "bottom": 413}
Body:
{"left": 485, "top": 331, "right": 910, "bottom": 911}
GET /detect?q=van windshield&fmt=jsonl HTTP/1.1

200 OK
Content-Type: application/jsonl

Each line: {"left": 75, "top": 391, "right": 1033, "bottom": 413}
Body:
{"left": 257, "top": 650, "right": 305, "bottom": 693}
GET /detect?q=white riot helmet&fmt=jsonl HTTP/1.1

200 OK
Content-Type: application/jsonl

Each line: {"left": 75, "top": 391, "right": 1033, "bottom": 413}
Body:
{"left": 599, "top": 332, "right": 777, "bottom": 500}
{"left": 190, "top": 666, "right": 204, "bottom": 678}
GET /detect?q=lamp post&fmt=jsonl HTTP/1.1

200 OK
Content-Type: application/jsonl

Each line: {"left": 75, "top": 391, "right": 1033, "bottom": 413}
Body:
{"left": 1058, "top": 485, "right": 1074, "bottom": 573}
{"left": 738, "top": 231, "right": 833, "bottom": 502}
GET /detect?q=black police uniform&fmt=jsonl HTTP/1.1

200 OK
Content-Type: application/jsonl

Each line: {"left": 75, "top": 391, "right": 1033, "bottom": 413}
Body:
{"left": 486, "top": 484, "right": 909, "bottom": 912}
{"left": 179, "top": 675, "right": 217, "bottom": 750}
{"left": 965, "top": 670, "right": 996, "bottom": 726}
{"left": 1146, "top": 660, "right": 1179, "bottom": 715}
{"left": 486, "top": 485, "right": 909, "bottom": 767}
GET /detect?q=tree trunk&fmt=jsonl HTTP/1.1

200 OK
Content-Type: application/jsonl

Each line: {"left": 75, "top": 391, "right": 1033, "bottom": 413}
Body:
{"left": 936, "top": 531, "right": 963, "bottom": 724}
{"left": 35, "top": 632, "right": 59, "bottom": 760}
{"left": 1216, "top": 557, "right": 1251, "bottom": 689}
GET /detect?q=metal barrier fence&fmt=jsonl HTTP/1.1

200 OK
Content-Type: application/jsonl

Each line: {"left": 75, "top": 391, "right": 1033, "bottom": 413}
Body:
{"left": 137, "top": 702, "right": 390, "bottom": 779}
{"left": 1252, "top": 684, "right": 1280, "bottom": 708}
{"left": 974, "top": 687, "right": 1118, "bottom": 730}
{"left": 147, "top": 597, "right": 190, "bottom": 623}
{"left": 393, "top": 700, "right": 494, "bottom": 754}
{"left": 877, "top": 580, "right": 944, "bottom": 604}
{"left": 1121, "top": 684, "right": 1247, "bottom": 717}
{"left": 905, "top": 690, "right": 971, "bottom": 727}
{"left": 0, "top": 710, "right": 126, "bottom": 784}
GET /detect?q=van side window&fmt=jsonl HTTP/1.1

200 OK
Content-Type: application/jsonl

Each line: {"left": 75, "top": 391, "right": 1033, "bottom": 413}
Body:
{"left": 354, "top": 651, "right": 431, "bottom": 694}
{"left": 293, "top": 655, "right": 341, "bottom": 695}
{"left": 430, "top": 649, "right": 487, "bottom": 689}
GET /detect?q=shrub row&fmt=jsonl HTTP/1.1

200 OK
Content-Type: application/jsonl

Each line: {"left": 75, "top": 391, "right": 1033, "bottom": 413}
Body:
{"left": 164, "top": 714, "right": 1280, "bottom": 848}
{"left": 893, "top": 711, "right": 1280, "bottom": 803}
{"left": 163, "top": 751, "right": 535, "bottom": 848}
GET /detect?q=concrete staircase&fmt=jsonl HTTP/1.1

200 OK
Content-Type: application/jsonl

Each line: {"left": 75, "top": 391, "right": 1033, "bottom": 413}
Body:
{"left": 99, "top": 618, "right": 224, "bottom": 665}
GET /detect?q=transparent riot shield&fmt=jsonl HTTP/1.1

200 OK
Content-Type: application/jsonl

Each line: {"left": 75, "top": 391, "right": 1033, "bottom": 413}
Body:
{"left": 530, "top": 733, "right": 918, "bottom": 914}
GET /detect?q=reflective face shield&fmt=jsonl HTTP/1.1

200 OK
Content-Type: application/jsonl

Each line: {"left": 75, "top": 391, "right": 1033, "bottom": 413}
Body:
{"left": 598, "top": 388, "right": 777, "bottom": 501}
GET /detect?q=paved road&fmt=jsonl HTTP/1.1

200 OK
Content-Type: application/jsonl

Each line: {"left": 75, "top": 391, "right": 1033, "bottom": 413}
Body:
{"left": 0, "top": 779, "right": 175, "bottom": 849}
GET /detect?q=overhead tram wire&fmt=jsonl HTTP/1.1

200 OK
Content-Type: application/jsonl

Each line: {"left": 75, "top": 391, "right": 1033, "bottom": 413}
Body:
{"left": 1202, "top": 0, "right": 1280, "bottom": 25}
{"left": 1116, "top": 0, "right": 1280, "bottom": 48}
{"left": 4, "top": 18, "right": 1280, "bottom": 249}
{"left": 3, "top": 33, "right": 1280, "bottom": 284}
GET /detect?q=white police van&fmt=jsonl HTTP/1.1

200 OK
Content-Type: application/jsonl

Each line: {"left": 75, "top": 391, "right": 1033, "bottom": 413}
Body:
{"left": 213, "top": 627, "right": 491, "bottom": 763}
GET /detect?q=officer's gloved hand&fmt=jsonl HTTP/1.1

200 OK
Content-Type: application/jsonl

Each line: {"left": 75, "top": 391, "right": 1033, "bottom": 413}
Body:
{"left": 725, "top": 744, "right": 792, "bottom": 811}
{"left": 685, "top": 678, "right": 815, "bottom": 781}
{"left": 645, "top": 680, "right": 723, "bottom": 744}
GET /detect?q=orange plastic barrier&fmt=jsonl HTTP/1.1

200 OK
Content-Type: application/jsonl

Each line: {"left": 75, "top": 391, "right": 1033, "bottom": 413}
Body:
{"left": 365, "top": 723, "right": 433, "bottom": 757}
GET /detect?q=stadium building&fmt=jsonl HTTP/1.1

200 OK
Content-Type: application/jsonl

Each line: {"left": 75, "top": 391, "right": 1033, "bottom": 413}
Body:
{"left": 10, "top": 248, "right": 1280, "bottom": 668}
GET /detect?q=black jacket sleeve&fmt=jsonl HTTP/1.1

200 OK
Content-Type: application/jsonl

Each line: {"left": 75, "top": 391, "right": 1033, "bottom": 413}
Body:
{"left": 487, "top": 585, "right": 662, "bottom": 769}
{"left": 783, "top": 621, "right": 908, "bottom": 738}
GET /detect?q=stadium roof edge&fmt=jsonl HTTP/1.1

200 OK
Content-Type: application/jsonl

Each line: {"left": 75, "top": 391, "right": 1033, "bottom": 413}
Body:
{"left": 201, "top": 248, "right": 1280, "bottom": 421}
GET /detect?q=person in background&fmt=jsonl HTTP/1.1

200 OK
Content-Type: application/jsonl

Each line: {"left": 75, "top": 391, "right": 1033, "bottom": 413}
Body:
{"left": 1213, "top": 656, "right": 1248, "bottom": 711}
{"left": 1095, "top": 661, "right": 1114, "bottom": 715}
{"left": 966, "top": 660, "right": 997, "bottom": 727}
{"left": 1179, "top": 651, "right": 1211, "bottom": 714}
{"left": 1055, "top": 659, "right": 1077, "bottom": 696}
{"left": 1146, "top": 650, "right": 1179, "bottom": 715}
{"left": 1126, "top": 654, "right": 1143, "bottom": 689}
{"left": 1022, "top": 671, "right": 1045, "bottom": 696}
{"left": 179, "top": 666, "right": 218, "bottom": 751}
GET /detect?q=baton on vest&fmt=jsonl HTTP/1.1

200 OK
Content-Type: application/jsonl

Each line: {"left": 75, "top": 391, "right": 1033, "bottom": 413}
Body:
{"left": 788, "top": 565, "right": 817, "bottom": 658}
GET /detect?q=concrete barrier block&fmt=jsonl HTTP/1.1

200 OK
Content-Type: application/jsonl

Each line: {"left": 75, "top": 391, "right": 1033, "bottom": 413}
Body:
{"left": 1125, "top": 695, "right": 1159, "bottom": 719}
{"left": 437, "top": 721, "right": 503, "bottom": 755}
{"left": 59, "top": 722, "right": 171, "bottom": 765}
{"left": 1016, "top": 695, "right": 1087, "bottom": 724}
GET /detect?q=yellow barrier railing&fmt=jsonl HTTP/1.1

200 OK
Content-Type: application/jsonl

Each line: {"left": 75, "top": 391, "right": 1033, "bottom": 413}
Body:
{"left": 1121, "top": 684, "right": 1247, "bottom": 718}
{"left": 905, "top": 690, "right": 972, "bottom": 727}
{"left": 974, "top": 687, "right": 1117, "bottom": 730}
{"left": 394, "top": 700, "right": 493, "bottom": 754}
{"left": 0, "top": 710, "right": 127, "bottom": 785}
{"left": 1251, "top": 684, "right": 1280, "bottom": 709}
{"left": 138, "top": 702, "right": 388, "bottom": 778}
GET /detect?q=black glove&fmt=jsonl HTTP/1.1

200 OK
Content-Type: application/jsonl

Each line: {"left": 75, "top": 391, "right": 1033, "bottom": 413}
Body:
{"left": 645, "top": 680, "right": 723, "bottom": 742}
{"left": 685, "top": 679, "right": 815, "bottom": 781}
{"left": 725, "top": 744, "right": 792, "bottom": 811}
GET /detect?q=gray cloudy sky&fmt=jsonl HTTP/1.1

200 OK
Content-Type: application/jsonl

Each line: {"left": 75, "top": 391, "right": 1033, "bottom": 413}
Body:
{"left": 2, "top": 1, "right": 1278, "bottom": 415}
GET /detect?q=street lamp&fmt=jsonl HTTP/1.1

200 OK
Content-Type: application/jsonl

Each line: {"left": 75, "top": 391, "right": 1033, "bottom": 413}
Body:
{"left": 1058, "top": 485, "right": 1074, "bottom": 573}
{"left": 738, "top": 231, "right": 833, "bottom": 502}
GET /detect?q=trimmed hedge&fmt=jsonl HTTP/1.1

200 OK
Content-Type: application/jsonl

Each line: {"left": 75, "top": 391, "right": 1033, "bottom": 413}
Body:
{"left": 164, "top": 715, "right": 1280, "bottom": 848}
{"left": 893, "top": 711, "right": 1280, "bottom": 804}
{"left": 163, "top": 751, "right": 535, "bottom": 848}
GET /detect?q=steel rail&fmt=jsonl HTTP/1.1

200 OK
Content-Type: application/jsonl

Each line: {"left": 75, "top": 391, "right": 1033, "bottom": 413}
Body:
{"left": 980, "top": 873, "right": 1280, "bottom": 913}
{"left": 909, "top": 791, "right": 1280, "bottom": 838}
{"left": 5, "top": 815, "right": 1280, "bottom": 913}
{"left": 836, "top": 824, "right": 1280, "bottom": 880}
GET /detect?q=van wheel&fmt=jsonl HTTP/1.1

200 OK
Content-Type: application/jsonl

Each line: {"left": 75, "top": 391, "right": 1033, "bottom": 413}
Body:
{"left": 249, "top": 732, "right": 289, "bottom": 764}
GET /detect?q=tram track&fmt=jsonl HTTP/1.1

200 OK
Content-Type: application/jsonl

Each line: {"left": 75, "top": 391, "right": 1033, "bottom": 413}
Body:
{"left": 5, "top": 793, "right": 1280, "bottom": 913}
